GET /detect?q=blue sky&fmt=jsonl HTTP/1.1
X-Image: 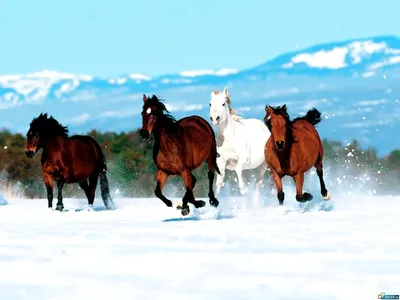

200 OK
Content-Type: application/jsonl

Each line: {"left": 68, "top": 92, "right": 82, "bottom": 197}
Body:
{"left": 1, "top": 0, "right": 399, "bottom": 77}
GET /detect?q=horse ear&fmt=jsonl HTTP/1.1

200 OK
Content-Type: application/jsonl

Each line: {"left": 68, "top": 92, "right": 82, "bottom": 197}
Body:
{"left": 143, "top": 94, "right": 147, "bottom": 102}
{"left": 282, "top": 104, "right": 287, "bottom": 111}
{"left": 223, "top": 86, "right": 229, "bottom": 96}
{"left": 265, "top": 105, "right": 269, "bottom": 112}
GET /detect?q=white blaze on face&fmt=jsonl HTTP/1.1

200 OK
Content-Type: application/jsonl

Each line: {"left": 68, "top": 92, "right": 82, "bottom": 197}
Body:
{"left": 146, "top": 107, "right": 151, "bottom": 114}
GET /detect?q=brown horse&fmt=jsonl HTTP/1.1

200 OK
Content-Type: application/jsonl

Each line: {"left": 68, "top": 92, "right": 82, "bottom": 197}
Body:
{"left": 263, "top": 104, "right": 331, "bottom": 205}
{"left": 139, "top": 94, "right": 220, "bottom": 216}
{"left": 25, "top": 113, "right": 114, "bottom": 211}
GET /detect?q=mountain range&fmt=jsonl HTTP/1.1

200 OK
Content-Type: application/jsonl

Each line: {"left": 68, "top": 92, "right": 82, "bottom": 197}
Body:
{"left": 0, "top": 35, "right": 399, "bottom": 156}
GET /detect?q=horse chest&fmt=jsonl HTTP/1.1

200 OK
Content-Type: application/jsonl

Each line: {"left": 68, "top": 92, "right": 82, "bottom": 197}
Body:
{"left": 42, "top": 161, "right": 63, "bottom": 180}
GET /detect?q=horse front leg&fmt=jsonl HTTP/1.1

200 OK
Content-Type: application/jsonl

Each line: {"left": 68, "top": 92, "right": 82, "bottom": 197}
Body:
{"left": 154, "top": 170, "right": 173, "bottom": 207}
{"left": 215, "top": 156, "right": 226, "bottom": 195}
{"left": 270, "top": 169, "right": 285, "bottom": 205}
{"left": 255, "top": 161, "right": 269, "bottom": 194}
{"left": 43, "top": 173, "right": 54, "bottom": 210}
{"left": 294, "top": 172, "right": 313, "bottom": 203}
{"left": 235, "top": 156, "right": 249, "bottom": 195}
{"left": 56, "top": 179, "right": 65, "bottom": 211}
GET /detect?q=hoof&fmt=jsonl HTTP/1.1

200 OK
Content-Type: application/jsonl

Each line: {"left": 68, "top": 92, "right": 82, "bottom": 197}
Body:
{"left": 194, "top": 200, "right": 206, "bottom": 209}
{"left": 239, "top": 188, "right": 247, "bottom": 195}
{"left": 323, "top": 191, "right": 331, "bottom": 201}
{"left": 175, "top": 201, "right": 183, "bottom": 210}
{"left": 278, "top": 201, "right": 284, "bottom": 206}
{"left": 181, "top": 206, "right": 190, "bottom": 216}
{"left": 55, "top": 205, "right": 64, "bottom": 211}
{"left": 296, "top": 193, "right": 313, "bottom": 203}
{"left": 210, "top": 198, "right": 219, "bottom": 207}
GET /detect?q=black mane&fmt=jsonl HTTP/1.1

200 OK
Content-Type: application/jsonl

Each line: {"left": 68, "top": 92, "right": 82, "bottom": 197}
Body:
{"left": 267, "top": 105, "right": 322, "bottom": 127}
{"left": 292, "top": 108, "right": 322, "bottom": 126}
{"left": 144, "top": 95, "right": 178, "bottom": 131}
{"left": 29, "top": 113, "right": 69, "bottom": 138}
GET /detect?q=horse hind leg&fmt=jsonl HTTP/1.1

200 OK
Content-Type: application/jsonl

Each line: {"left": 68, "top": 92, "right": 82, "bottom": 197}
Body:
{"left": 315, "top": 160, "right": 331, "bottom": 201}
{"left": 56, "top": 179, "right": 65, "bottom": 211}
{"left": 179, "top": 170, "right": 206, "bottom": 216}
{"left": 255, "top": 161, "right": 269, "bottom": 193}
{"left": 79, "top": 179, "right": 94, "bottom": 210}
{"left": 206, "top": 154, "right": 219, "bottom": 207}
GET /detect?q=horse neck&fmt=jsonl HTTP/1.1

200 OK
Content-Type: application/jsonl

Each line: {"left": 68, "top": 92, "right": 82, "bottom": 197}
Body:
{"left": 42, "top": 136, "right": 65, "bottom": 154}
{"left": 216, "top": 111, "right": 235, "bottom": 138}
{"left": 152, "top": 117, "right": 179, "bottom": 151}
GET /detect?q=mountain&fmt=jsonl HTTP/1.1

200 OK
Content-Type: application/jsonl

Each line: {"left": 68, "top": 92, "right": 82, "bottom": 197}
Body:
{"left": 1, "top": 35, "right": 399, "bottom": 156}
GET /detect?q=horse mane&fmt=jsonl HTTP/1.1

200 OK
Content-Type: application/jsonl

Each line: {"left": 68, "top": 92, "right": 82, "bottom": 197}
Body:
{"left": 292, "top": 108, "right": 322, "bottom": 126}
{"left": 30, "top": 113, "right": 69, "bottom": 138}
{"left": 267, "top": 105, "right": 322, "bottom": 126}
{"left": 145, "top": 95, "right": 179, "bottom": 131}
{"left": 212, "top": 90, "right": 242, "bottom": 121}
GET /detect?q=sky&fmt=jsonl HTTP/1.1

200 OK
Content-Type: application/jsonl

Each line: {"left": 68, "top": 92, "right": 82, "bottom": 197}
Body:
{"left": 1, "top": 0, "right": 399, "bottom": 77}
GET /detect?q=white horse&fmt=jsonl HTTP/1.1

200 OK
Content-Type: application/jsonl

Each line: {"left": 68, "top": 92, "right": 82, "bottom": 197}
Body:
{"left": 209, "top": 86, "right": 271, "bottom": 196}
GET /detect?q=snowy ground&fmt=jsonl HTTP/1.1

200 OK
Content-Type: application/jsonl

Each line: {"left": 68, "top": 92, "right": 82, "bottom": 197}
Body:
{"left": 0, "top": 190, "right": 399, "bottom": 300}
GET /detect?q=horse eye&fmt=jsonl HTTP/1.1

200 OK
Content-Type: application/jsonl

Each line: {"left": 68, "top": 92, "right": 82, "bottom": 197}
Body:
{"left": 209, "top": 103, "right": 211, "bottom": 106}
{"left": 222, "top": 103, "right": 225, "bottom": 106}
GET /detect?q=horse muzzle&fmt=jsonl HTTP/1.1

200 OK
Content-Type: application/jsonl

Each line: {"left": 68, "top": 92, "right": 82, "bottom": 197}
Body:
{"left": 275, "top": 140, "right": 285, "bottom": 151}
{"left": 25, "top": 150, "right": 35, "bottom": 158}
{"left": 210, "top": 116, "right": 220, "bottom": 126}
{"left": 139, "top": 129, "right": 150, "bottom": 140}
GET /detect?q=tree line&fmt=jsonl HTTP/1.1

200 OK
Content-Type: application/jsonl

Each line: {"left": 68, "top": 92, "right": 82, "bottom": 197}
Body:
{"left": 0, "top": 128, "right": 398, "bottom": 199}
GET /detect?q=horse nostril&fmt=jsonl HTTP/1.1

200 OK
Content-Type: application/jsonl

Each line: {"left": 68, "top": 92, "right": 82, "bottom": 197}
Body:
{"left": 216, "top": 116, "right": 220, "bottom": 121}
{"left": 210, "top": 117, "right": 213, "bottom": 122}
{"left": 275, "top": 141, "right": 285, "bottom": 149}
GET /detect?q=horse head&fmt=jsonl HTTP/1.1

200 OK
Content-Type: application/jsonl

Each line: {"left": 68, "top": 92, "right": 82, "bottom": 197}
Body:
{"left": 25, "top": 113, "right": 68, "bottom": 158}
{"left": 264, "top": 104, "right": 290, "bottom": 151}
{"left": 209, "top": 86, "right": 234, "bottom": 126}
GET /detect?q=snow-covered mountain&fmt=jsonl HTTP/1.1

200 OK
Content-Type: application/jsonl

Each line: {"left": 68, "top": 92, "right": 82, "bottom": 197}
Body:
{"left": 1, "top": 35, "right": 399, "bottom": 155}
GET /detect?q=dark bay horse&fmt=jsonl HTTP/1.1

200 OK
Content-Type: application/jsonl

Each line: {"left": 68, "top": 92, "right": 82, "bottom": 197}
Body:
{"left": 263, "top": 104, "right": 331, "bottom": 205}
{"left": 25, "top": 113, "right": 114, "bottom": 211}
{"left": 139, "top": 94, "right": 220, "bottom": 216}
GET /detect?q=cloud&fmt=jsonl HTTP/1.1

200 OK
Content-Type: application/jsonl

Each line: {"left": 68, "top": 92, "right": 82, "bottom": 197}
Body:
{"left": 66, "top": 113, "right": 90, "bottom": 125}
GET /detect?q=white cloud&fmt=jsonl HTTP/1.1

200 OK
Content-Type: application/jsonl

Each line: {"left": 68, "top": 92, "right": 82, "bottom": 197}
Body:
{"left": 66, "top": 113, "right": 90, "bottom": 125}
{"left": 342, "top": 119, "right": 393, "bottom": 128}
{"left": 179, "top": 68, "right": 238, "bottom": 77}
{"left": 356, "top": 99, "right": 388, "bottom": 106}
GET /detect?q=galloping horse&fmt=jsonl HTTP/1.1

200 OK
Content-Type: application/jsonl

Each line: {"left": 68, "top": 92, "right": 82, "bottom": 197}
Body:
{"left": 263, "top": 104, "right": 331, "bottom": 205}
{"left": 209, "top": 86, "right": 271, "bottom": 195}
{"left": 25, "top": 113, "right": 114, "bottom": 211}
{"left": 140, "top": 94, "right": 220, "bottom": 216}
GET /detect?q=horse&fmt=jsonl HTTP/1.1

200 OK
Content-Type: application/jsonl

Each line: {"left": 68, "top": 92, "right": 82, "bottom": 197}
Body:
{"left": 139, "top": 94, "right": 220, "bottom": 216}
{"left": 263, "top": 104, "right": 331, "bottom": 205}
{"left": 209, "top": 86, "right": 271, "bottom": 196}
{"left": 25, "top": 113, "right": 114, "bottom": 211}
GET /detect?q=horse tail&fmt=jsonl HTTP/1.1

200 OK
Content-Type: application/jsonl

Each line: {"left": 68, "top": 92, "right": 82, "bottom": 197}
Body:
{"left": 99, "top": 172, "right": 115, "bottom": 210}
{"left": 211, "top": 131, "right": 221, "bottom": 175}
{"left": 87, "top": 136, "right": 115, "bottom": 210}
{"left": 303, "top": 108, "right": 322, "bottom": 126}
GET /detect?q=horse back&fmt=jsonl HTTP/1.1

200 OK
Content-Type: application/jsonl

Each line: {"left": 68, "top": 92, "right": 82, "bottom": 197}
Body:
{"left": 69, "top": 135, "right": 107, "bottom": 168}
{"left": 176, "top": 115, "right": 215, "bottom": 168}
{"left": 292, "top": 120, "right": 324, "bottom": 163}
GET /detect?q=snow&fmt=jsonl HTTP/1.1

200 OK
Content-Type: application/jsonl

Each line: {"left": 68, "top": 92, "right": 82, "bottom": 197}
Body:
{"left": 0, "top": 190, "right": 399, "bottom": 299}
{"left": 179, "top": 68, "right": 238, "bottom": 77}
{"left": 282, "top": 40, "right": 400, "bottom": 70}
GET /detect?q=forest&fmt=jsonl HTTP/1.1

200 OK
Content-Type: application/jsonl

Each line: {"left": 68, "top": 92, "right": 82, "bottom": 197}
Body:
{"left": 0, "top": 128, "right": 399, "bottom": 200}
